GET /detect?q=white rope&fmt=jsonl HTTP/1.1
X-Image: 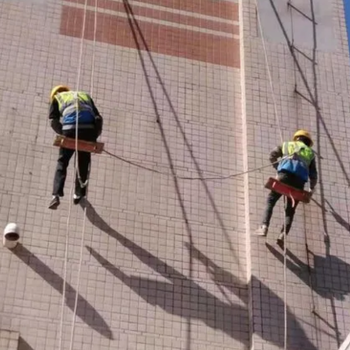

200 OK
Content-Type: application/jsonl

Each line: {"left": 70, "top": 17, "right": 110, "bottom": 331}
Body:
{"left": 68, "top": 0, "right": 99, "bottom": 349}
{"left": 283, "top": 197, "right": 288, "bottom": 350}
{"left": 254, "top": 0, "right": 288, "bottom": 347}
{"left": 255, "top": 0, "right": 283, "bottom": 144}
{"left": 58, "top": 2, "right": 90, "bottom": 346}
{"left": 90, "top": 0, "right": 98, "bottom": 96}
{"left": 73, "top": 0, "right": 90, "bottom": 189}
{"left": 57, "top": 0, "right": 94, "bottom": 348}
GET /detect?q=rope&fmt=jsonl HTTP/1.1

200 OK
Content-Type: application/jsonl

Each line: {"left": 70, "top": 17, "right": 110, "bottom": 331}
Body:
{"left": 73, "top": 0, "right": 90, "bottom": 189}
{"left": 283, "top": 196, "right": 288, "bottom": 350}
{"left": 58, "top": 0, "right": 89, "bottom": 344}
{"left": 57, "top": 0, "right": 98, "bottom": 349}
{"left": 90, "top": 0, "right": 98, "bottom": 96}
{"left": 255, "top": 0, "right": 289, "bottom": 347}
{"left": 68, "top": 0, "right": 99, "bottom": 349}
{"left": 255, "top": 0, "right": 283, "bottom": 143}
{"left": 102, "top": 150, "right": 290, "bottom": 181}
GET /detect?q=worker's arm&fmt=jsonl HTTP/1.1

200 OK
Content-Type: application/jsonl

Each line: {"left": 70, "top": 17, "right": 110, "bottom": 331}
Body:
{"left": 269, "top": 146, "right": 283, "bottom": 169}
{"left": 309, "top": 157, "right": 318, "bottom": 190}
{"left": 48, "top": 99, "right": 62, "bottom": 134}
{"left": 90, "top": 97, "right": 103, "bottom": 137}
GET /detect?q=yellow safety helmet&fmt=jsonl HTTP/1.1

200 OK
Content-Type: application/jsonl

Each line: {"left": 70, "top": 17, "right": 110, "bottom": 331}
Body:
{"left": 293, "top": 129, "right": 313, "bottom": 147}
{"left": 50, "top": 85, "right": 70, "bottom": 102}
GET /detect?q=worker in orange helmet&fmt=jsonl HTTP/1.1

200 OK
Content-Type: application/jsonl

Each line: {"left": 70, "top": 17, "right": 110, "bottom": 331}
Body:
{"left": 255, "top": 130, "right": 318, "bottom": 247}
{"left": 48, "top": 85, "right": 103, "bottom": 210}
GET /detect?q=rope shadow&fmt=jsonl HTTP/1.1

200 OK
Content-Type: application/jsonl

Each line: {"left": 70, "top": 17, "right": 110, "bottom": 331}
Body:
{"left": 266, "top": 243, "right": 348, "bottom": 341}
{"left": 120, "top": 2, "right": 239, "bottom": 348}
{"left": 121, "top": 0, "right": 238, "bottom": 261}
{"left": 312, "top": 198, "right": 350, "bottom": 233}
{"left": 12, "top": 244, "right": 113, "bottom": 340}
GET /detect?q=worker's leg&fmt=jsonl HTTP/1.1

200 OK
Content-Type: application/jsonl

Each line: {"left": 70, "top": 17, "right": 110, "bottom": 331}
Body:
{"left": 277, "top": 180, "right": 303, "bottom": 248}
{"left": 285, "top": 198, "right": 299, "bottom": 234}
{"left": 262, "top": 190, "right": 282, "bottom": 227}
{"left": 49, "top": 147, "right": 74, "bottom": 209}
{"left": 74, "top": 150, "right": 91, "bottom": 198}
{"left": 52, "top": 147, "right": 75, "bottom": 197}
{"left": 255, "top": 190, "right": 282, "bottom": 235}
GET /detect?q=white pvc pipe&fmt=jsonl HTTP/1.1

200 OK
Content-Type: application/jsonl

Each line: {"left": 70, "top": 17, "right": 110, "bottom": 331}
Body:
{"left": 3, "top": 223, "right": 20, "bottom": 249}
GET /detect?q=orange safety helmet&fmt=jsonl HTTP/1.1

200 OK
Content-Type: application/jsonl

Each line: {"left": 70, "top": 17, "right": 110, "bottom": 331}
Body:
{"left": 293, "top": 129, "right": 313, "bottom": 147}
{"left": 50, "top": 85, "right": 70, "bottom": 102}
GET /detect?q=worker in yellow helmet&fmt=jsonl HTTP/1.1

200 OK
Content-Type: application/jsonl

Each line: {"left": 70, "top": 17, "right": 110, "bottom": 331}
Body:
{"left": 48, "top": 85, "right": 103, "bottom": 210}
{"left": 255, "top": 130, "right": 318, "bottom": 247}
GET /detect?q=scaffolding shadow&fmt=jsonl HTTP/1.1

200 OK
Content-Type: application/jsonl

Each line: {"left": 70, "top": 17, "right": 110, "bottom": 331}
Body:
{"left": 82, "top": 199, "right": 248, "bottom": 346}
{"left": 266, "top": 243, "right": 347, "bottom": 342}
{"left": 119, "top": 2, "right": 241, "bottom": 349}
{"left": 82, "top": 201, "right": 318, "bottom": 350}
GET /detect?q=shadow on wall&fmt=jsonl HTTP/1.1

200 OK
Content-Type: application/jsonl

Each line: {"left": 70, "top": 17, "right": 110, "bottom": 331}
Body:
{"left": 312, "top": 198, "right": 350, "bottom": 233}
{"left": 266, "top": 243, "right": 350, "bottom": 301}
{"left": 81, "top": 199, "right": 248, "bottom": 345}
{"left": 83, "top": 200, "right": 318, "bottom": 350}
{"left": 12, "top": 245, "right": 113, "bottom": 340}
{"left": 18, "top": 337, "right": 35, "bottom": 350}
{"left": 266, "top": 243, "right": 349, "bottom": 345}
{"left": 121, "top": 0, "right": 240, "bottom": 264}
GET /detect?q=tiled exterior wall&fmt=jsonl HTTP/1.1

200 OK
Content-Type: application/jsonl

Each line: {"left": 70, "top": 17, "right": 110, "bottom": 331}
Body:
{"left": 2, "top": 0, "right": 350, "bottom": 349}
{"left": 0, "top": 0, "right": 247, "bottom": 349}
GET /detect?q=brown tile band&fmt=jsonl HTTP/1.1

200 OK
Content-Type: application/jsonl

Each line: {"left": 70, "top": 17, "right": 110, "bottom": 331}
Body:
{"left": 64, "top": 0, "right": 239, "bottom": 21}
{"left": 60, "top": 6, "right": 240, "bottom": 68}
{"left": 65, "top": 0, "right": 239, "bottom": 34}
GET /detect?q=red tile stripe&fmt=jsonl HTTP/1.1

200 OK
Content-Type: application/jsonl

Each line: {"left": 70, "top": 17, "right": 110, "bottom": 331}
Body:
{"left": 64, "top": 0, "right": 239, "bottom": 35}
{"left": 133, "top": 0, "right": 238, "bottom": 21}
{"left": 60, "top": 6, "right": 240, "bottom": 68}
{"left": 64, "top": 0, "right": 239, "bottom": 21}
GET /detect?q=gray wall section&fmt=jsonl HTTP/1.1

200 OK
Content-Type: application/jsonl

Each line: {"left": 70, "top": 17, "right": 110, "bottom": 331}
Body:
{"left": 258, "top": 0, "right": 337, "bottom": 51}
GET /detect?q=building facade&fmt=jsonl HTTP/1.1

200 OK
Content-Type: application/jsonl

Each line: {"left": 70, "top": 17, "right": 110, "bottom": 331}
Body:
{"left": 0, "top": 0, "right": 349, "bottom": 349}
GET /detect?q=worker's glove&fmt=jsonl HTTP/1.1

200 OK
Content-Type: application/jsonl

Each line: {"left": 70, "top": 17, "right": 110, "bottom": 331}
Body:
{"left": 309, "top": 188, "right": 315, "bottom": 197}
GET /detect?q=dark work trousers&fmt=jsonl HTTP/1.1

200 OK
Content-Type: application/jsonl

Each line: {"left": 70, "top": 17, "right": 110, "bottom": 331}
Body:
{"left": 52, "top": 128, "right": 97, "bottom": 198}
{"left": 262, "top": 171, "right": 305, "bottom": 235}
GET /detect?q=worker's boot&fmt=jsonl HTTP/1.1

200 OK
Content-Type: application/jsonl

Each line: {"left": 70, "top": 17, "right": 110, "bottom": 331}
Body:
{"left": 276, "top": 233, "right": 285, "bottom": 250}
{"left": 254, "top": 224, "right": 268, "bottom": 236}
{"left": 73, "top": 193, "right": 82, "bottom": 205}
{"left": 49, "top": 196, "right": 60, "bottom": 210}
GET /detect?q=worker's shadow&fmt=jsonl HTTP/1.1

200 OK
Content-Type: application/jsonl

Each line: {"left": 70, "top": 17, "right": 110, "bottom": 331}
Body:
{"left": 12, "top": 244, "right": 113, "bottom": 339}
{"left": 82, "top": 200, "right": 317, "bottom": 349}
{"left": 266, "top": 244, "right": 350, "bottom": 301}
